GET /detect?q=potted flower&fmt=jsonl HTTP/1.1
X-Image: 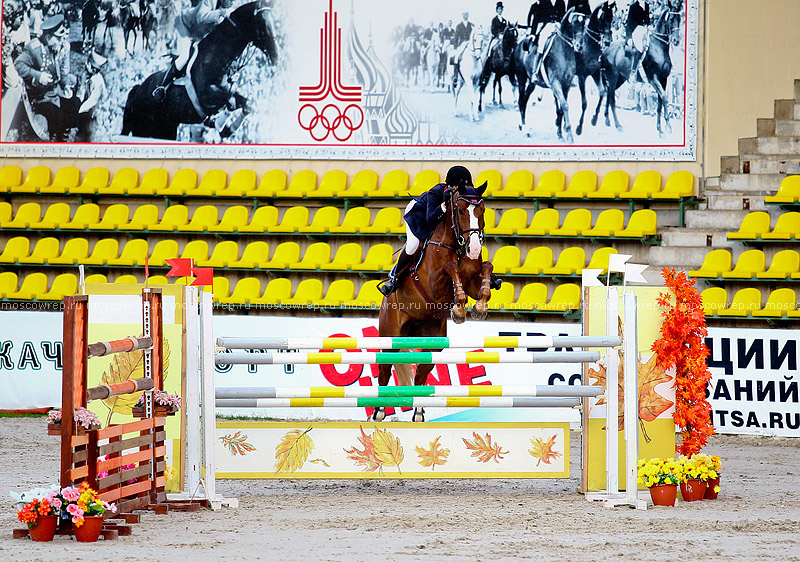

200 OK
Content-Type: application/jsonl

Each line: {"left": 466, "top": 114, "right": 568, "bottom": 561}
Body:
{"left": 637, "top": 457, "right": 684, "bottom": 506}
{"left": 677, "top": 453, "right": 718, "bottom": 502}
{"left": 14, "top": 488, "right": 62, "bottom": 542}
{"left": 46, "top": 407, "right": 101, "bottom": 435}
{"left": 132, "top": 390, "right": 182, "bottom": 418}
{"left": 704, "top": 454, "right": 722, "bottom": 499}
{"left": 61, "top": 482, "right": 116, "bottom": 542}
{"left": 46, "top": 409, "right": 62, "bottom": 435}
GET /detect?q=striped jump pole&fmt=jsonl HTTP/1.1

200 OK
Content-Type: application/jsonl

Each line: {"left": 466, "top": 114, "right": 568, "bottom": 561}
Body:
{"left": 215, "top": 350, "right": 600, "bottom": 366}
{"left": 216, "top": 335, "right": 621, "bottom": 351}
{"left": 215, "top": 385, "right": 603, "bottom": 399}
{"left": 87, "top": 377, "right": 155, "bottom": 402}
{"left": 215, "top": 396, "right": 582, "bottom": 409}
{"left": 87, "top": 336, "right": 153, "bottom": 358}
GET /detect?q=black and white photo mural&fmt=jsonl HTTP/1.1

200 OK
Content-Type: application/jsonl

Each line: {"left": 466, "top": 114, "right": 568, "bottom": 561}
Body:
{"left": 0, "top": 0, "right": 697, "bottom": 159}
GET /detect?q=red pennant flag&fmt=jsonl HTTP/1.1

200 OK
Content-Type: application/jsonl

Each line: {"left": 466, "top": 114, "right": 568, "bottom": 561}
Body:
{"left": 166, "top": 258, "right": 193, "bottom": 277}
{"left": 191, "top": 267, "right": 214, "bottom": 287}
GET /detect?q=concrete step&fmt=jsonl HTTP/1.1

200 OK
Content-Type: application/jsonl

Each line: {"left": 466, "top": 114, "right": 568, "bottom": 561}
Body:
{"left": 774, "top": 119, "right": 800, "bottom": 136}
{"left": 649, "top": 245, "right": 713, "bottom": 268}
{"left": 704, "top": 193, "right": 770, "bottom": 211}
{"left": 794, "top": 79, "right": 800, "bottom": 104}
{"left": 739, "top": 136, "right": 800, "bottom": 156}
{"left": 684, "top": 209, "right": 750, "bottom": 229}
{"left": 757, "top": 117, "right": 776, "bottom": 137}
{"left": 719, "top": 172, "right": 786, "bottom": 191}
{"left": 736, "top": 157, "right": 800, "bottom": 175}
{"left": 720, "top": 155, "right": 739, "bottom": 174}
{"left": 660, "top": 228, "right": 736, "bottom": 248}
{"left": 773, "top": 99, "right": 797, "bottom": 120}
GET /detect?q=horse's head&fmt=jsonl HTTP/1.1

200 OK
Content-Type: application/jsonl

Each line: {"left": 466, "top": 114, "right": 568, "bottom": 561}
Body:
{"left": 230, "top": 0, "right": 278, "bottom": 63}
{"left": 501, "top": 24, "right": 518, "bottom": 51}
{"left": 590, "top": 1, "right": 614, "bottom": 48}
{"left": 560, "top": 8, "right": 585, "bottom": 50}
{"left": 446, "top": 182, "right": 487, "bottom": 260}
{"left": 664, "top": 2, "right": 683, "bottom": 47}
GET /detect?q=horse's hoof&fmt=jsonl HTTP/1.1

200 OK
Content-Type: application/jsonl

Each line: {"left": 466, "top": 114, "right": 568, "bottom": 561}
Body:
{"left": 576, "top": 126, "right": 583, "bottom": 136}
{"left": 372, "top": 407, "right": 386, "bottom": 422}
{"left": 412, "top": 408, "right": 425, "bottom": 423}
{"left": 471, "top": 307, "right": 488, "bottom": 321}
{"left": 451, "top": 308, "right": 466, "bottom": 324}
{"left": 615, "top": 125, "right": 624, "bottom": 133}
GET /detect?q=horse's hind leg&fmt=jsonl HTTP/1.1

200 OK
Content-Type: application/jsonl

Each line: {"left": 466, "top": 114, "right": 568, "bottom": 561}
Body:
{"left": 372, "top": 363, "right": 394, "bottom": 421}
{"left": 471, "top": 261, "right": 493, "bottom": 321}
{"left": 443, "top": 262, "right": 467, "bottom": 324}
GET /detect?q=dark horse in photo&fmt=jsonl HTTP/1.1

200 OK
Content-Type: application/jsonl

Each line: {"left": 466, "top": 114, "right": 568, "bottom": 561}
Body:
{"left": 575, "top": 1, "right": 614, "bottom": 136}
{"left": 374, "top": 185, "right": 494, "bottom": 423}
{"left": 121, "top": 0, "right": 278, "bottom": 140}
{"left": 479, "top": 24, "right": 518, "bottom": 110}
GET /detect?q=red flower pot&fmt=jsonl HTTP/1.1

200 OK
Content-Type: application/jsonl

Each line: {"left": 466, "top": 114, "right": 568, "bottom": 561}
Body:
{"left": 680, "top": 478, "right": 707, "bottom": 502}
{"left": 73, "top": 516, "right": 104, "bottom": 542}
{"left": 28, "top": 516, "right": 58, "bottom": 542}
{"left": 649, "top": 483, "right": 678, "bottom": 506}
{"left": 704, "top": 476, "right": 721, "bottom": 499}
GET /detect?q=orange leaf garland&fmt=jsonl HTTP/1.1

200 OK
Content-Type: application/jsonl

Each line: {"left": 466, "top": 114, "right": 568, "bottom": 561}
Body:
{"left": 416, "top": 436, "right": 450, "bottom": 470}
{"left": 462, "top": 432, "right": 508, "bottom": 463}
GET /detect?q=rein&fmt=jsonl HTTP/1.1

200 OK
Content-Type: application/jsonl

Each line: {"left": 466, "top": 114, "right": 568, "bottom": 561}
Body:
{"left": 446, "top": 188, "right": 485, "bottom": 256}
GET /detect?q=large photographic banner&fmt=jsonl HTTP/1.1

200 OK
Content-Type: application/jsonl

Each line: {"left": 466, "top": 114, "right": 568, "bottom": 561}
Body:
{"left": 0, "top": 0, "right": 697, "bottom": 159}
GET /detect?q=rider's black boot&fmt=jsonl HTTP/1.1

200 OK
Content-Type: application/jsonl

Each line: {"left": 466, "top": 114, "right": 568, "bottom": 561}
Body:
{"left": 153, "top": 61, "right": 178, "bottom": 103}
{"left": 490, "top": 273, "right": 503, "bottom": 291}
{"left": 378, "top": 251, "right": 415, "bottom": 297}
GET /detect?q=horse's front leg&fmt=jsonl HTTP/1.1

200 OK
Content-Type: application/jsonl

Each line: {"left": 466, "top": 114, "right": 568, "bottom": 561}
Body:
{"left": 471, "top": 261, "right": 493, "bottom": 321}
{"left": 648, "top": 75, "right": 671, "bottom": 135}
{"left": 444, "top": 262, "right": 467, "bottom": 324}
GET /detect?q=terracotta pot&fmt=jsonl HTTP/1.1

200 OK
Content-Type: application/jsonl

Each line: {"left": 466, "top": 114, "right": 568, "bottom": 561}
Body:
{"left": 132, "top": 405, "right": 178, "bottom": 418}
{"left": 680, "top": 478, "right": 707, "bottom": 502}
{"left": 47, "top": 423, "right": 61, "bottom": 436}
{"left": 73, "top": 516, "right": 104, "bottom": 542}
{"left": 704, "top": 476, "right": 721, "bottom": 499}
{"left": 28, "top": 516, "right": 58, "bottom": 542}
{"left": 649, "top": 483, "right": 678, "bottom": 506}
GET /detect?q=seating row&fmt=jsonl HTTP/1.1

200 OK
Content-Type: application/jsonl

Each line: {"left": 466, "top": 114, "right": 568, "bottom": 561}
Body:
{"left": 0, "top": 165, "right": 695, "bottom": 201}
{"left": 0, "top": 236, "right": 619, "bottom": 276}
{"left": 728, "top": 211, "right": 800, "bottom": 241}
{"left": 689, "top": 249, "right": 800, "bottom": 280}
{"left": 764, "top": 175, "right": 800, "bottom": 205}
{"left": 702, "top": 286, "right": 800, "bottom": 318}
{"left": 0, "top": 202, "right": 659, "bottom": 240}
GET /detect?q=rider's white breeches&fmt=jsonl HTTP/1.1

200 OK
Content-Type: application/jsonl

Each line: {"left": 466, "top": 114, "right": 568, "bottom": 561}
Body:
{"left": 632, "top": 26, "right": 646, "bottom": 52}
{"left": 537, "top": 23, "right": 557, "bottom": 54}
{"left": 175, "top": 35, "right": 192, "bottom": 70}
{"left": 404, "top": 200, "right": 420, "bottom": 255}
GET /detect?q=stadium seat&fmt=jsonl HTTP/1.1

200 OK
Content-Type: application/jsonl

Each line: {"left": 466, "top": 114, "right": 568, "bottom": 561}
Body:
{"left": 180, "top": 205, "right": 219, "bottom": 232}
{"left": 487, "top": 283, "right": 515, "bottom": 310}
{"left": 83, "top": 239, "right": 119, "bottom": 265}
{"left": 752, "top": 288, "right": 797, "bottom": 317}
{"left": 510, "top": 247, "right": 553, "bottom": 274}
{"left": 0, "top": 271, "right": 18, "bottom": 298}
{"left": 765, "top": 175, "right": 800, "bottom": 204}
{"left": 50, "top": 238, "right": 90, "bottom": 265}
{"left": 760, "top": 211, "right": 800, "bottom": 240}
{"left": 372, "top": 169, "right": 409, "bottom": 197}
{"left": 254, "top": 277, "right": 293, "bottom": 305}
{"left": 218, "top": 277, "right": 261, "bottom": 304}
{"left": 0, "top": 202, "right": 10, "bottom": 223}
{"left": 211, "top": 277, "right": 231, "bottom": 303}
{"left": 523, "top": 170, "right": 566, "bottom": 197}
{"left": 298, "top": 206, "right": 341, "bottom": 233}
{"left": 283, "top": 279, "right": 324, "bottom": 306}
{"left": 19, "top": 237, "right": 60, "bottom": 264}
{"left": 98, "top": 167, "right": 138, "bottom": 195}
{"left": 543, "top": 247, "right": 585, "bottom": 275}
{"left": 688, "top": 249, "right": 732, "bottom": 278}
{"left": 108, "top": 239, "right": 148, "bottom": 266}
{"left": 193, "top": 169, "right": 227, "bottom": 197}
{"left": 269, "top": 206, "right": 309, "bottom": 233}
{"left": 347, "top": 280, "right": 384, "bottom": 308}
{"left": 518, "top": 208, "right": 559, "bottom": 236}
{"left": 290, "top": 242, "right": 331, "bottom": 270}
{"left": 0, "top": 165, "right": 23, "bottom": 193}
{"left": 721, "top": 249, "right": 766, "bottom": 279}
{"left": 586, "top": 247, "right": 619, "bottom": 273}
{"left": 539, "top": 283, "right": 581, "bottom": 312}
{"left": 209, "top": 206, "right": 250, "bottom": 233}
{"left": 614, "top": 209, "right": 658, "bottom": 237}
{"left": 60, "top": 204, "right": 100, "bottom": 230}
{"left": 472, "top": 170, "right": 500, "bottom": 197}
{"left": 148, "top": 205, "right": 189, "bottom": 231}
{"left": 620, "top": 170, "right": 662, "bottom": 199}
{"left": 126, "top": 204, "right": 160, "bottom": 230}
{"left": 181, "top": 240, "right": 210, "bottom": 264}
{"left": 551, "top": 208, "right": 592, "bottom": 237}
{"left": 160, "top": 169, "right": 198, "bottom": 196}
{"left": 491, "top": 246, "right": 521, "bottom": 274}
{"left": 6, "top": 272, "right": 48, "bottom": 300}
{"left": 217, "top": 169, "right": 258, "bottom": 197}
{"left": 586, "top": 170, "right": 629, "bottom": 199}
{"left": 128, "top": 168, "right": 167, "bottom": 196}
{"left": 716, "top": 287, "right": 762, "bottom": 317}
{"left": 238, "top": 206, "right": 279, "bottom": 233}
{"left": 556, "top": 170, "right": 598, "bottom": 198}
{"left": 314, "top": 170, "right": 348, "bottom": 198}
{"left": 230, "top": 241, "right": 270, "bottom": 269}
{"left": 199, "top": 240, "right": 239, "bottom": 268}
{"left": 0, "top": 237, "right": 30, "bottom": 263}
{"left": 330, "top": 207, "right": 371, "bottom": 233}
{"left": 71, "top": 167, "right": 110, "bottom": 195}
{"left": 700, "top": 287, "right": 727, "bottom": 316}
{"left": 583, "top": 209, "right": 625, "bottom": 237}
{"left": 340, "top": 170, "right": 378, "bottom": 197}
{"left": 361, "top": 207, "right": 404, "bottom": 234}
{"left": 114, "top": 274, "right": 140, "bottom": 284}
{"left": 246, "top": 169, "right": 287, "bottom": 197}
{"left": 30, "top": 202, "right": 71, "bottom": 229}
{"left": 491, "top": 208, "right": 528, "bottom": 235}
{"left": 147, "top": 275, "right": 170, "bottom": 285}
{"left": 321, "top": 243, "right": 363, "bottom": 271}
{"left": 494, "top": 170, "right": 533, "bottom": 198}
{"left": 39, "top": 273, "right": 78, "bottom": 300}
{"left": 88, "top": 204, "right": 130, "bottom": 231}
{"left": 756, "top": 249, "right": 800, "bottom": 279}
{"left": 11, "top": 165, "right": 50, "bottom": 193}
{"left": 319, "top": 279, "right": 356, "bottom": 307}
{"left": 84, "top": 274, "right": 108, "bottom": 284}
{"left": 515, "top": 282, "right": 548, "bottom": 310}
{"left": 38, "top": 166, "right": 80, "bottom": 194}
{"left": 1, "top": 202, "right": 41, "bottom": 229}
{"left": 483, "top": 208, "right": 497, "bottom": 232}
{"left": 149, "top": 240, "right": 180, "bottom": 266}
{"left": 264, "top": 242, "right": 301, "bottom": 269}
{"left": 276, "top": 169, "right": 317, "bottom": 198}
{"left": 651, "top": 170, "right": 694, "bottom": 199}
{"left": 352, "top": 243, "right": 394, "bottom": 272}
{"left": 728, "top": 211, "right": 771, "bottom": 240}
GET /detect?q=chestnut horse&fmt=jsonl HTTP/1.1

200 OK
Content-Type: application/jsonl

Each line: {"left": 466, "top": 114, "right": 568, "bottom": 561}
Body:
{"left": 374, "top": 185, "right": 494, "bottom": 422}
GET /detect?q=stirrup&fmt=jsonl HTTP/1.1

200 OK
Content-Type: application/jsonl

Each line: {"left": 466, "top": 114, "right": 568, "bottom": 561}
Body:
{"left": 152, "top": 85, "right": 167, "bottom": 100}
{"left": 377, "top": 278, "right": 395, "bottom": 297}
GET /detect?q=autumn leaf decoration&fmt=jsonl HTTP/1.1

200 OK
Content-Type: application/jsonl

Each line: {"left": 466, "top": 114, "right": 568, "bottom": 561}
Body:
{"left": 416, "top": 436, "right": 450, "bottom": 471}
{"left": 462, "top": 432, "right": 507, "bottom": 463}
{"left": 274, "top": 428, "right": 314, "bottom": 473}
{"left": 220, "top": 431, "right": 256, "bottom": 456}
{"left": 344, "top": 427, "right": 404, "bottom": 474}
{"left": 528, "top": 435, "right": 562, "bottom": 466}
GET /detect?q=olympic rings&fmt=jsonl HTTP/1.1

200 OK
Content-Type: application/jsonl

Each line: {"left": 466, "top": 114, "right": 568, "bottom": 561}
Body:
{"left": 297, "top": 103, "right": 364, "bottom": 142}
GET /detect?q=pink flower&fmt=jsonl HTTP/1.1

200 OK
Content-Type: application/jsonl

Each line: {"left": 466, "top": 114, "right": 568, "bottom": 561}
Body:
{"left": 51, "top": 498, "right": 62, "bottom": 508}
{"left": 62, "top": 487, "right": 80, "bottom": 502}
{"left": 66, "top": 504, "right": 84, "bottom": 517}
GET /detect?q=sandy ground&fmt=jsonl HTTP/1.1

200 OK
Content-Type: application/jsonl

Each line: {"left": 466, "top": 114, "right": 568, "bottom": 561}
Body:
{"left": 1, "top": 416, "right": 798, "bottom": 562}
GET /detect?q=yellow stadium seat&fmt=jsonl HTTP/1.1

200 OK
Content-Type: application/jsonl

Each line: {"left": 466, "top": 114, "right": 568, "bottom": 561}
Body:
{"left": 586, "top": 170, "right": 629, "bottom": 199}
{"left": 82, "top": 239, "right": 119, "bottom": 265}
{"left": 491, "top": 208, "right": 528, "bottom": 235}
{"left": 88, "top": 204, "right": 131, "bottom": 231}
{"left": 347, "top": 280, "right": 384, "bottom": 308}
{"left": 209, "top": 206, "right": 249, "bottom": 233}
{"left": 246, "top": 169, "right": 287, "bottom": 197}
{"left": 181, "top": 240, "right": 210, "bottom": 264}
{"left": 84, "top": 274, "right": 108, "bottom": 284}
{"left": 689, "top": 249, "right": 732, "bottom": 278}
{"left": 277, "top": 169, "right": 317, "bottom": 198}
{"left": 254, "top": 277, "right": 293, "bottom": 305}
{"left": 314, "top": 170, "right": 348, "bottom": 198}
{"left": 372, "top": 170, "right": 409, "bottom": 197}
{"left": 65, "top": 166, "right": 111, "bottom": 195}
{"left": 193, "top": 169, "right": 227, "bottom": 197}
{"left": 218, "top": 169, "right": 258, "bottom": 197}
{"left": 19, "top": 237, "right": 60, "bottom": 264}
{"left": 0, "top": 237, "right": 30, "bottom": 263}
{"left": 0, "top": 271, "right": 18, "bottom": 298}
{"left": 108, "top": 239, "right": 148, "bottom": 266}
{"left": 472, "top": 170, "right": 500, "bottom": 197}
{"left": 586, "top": 247, "right": 619, "bottom": 273}
{"left": 583, "top": 209, "right": 625, "bottom": 237}
{"left": 60, "top": 204, "right": 100, "bottom": 230}
{"left": 30, "top": 202, "right": 71, "bottom": 229}
{"left": 11, "top": 165, "right": 50, "bottom": 193}
{"left": 487, "top": 283, "right": 515, "bottom": 310}
{"left": 341, "top": 170, "right": 378, "bottom": 197}
{"left": 756, "top": 249, "right": 800, "bottom": 279}
{"left": 551, "top": 208, "right": 592, "bottom": 237}
{"left": 269, "top": 206, "right": 309, "bottom": 233}
{"left": 180, "top": 205, "right": 219, "bottom": 232}
{"left": 515, "top": 282, "right": 548, "bottom": 311}
{"left": 651, "top": 170, "right": 694, "bottom": 199}
{"left": 210, "top": 276, "right": 231, "bottom": 303}
{"left": 161, "top": 169, "right": 198, "bottom": 196}
{"left": 39, "top": 273, "right": 78, "bottom": 300}
{"left": 518, "top": 208, "right": 559, "bottom": 236}
{"left": 330, "top": 207, "right": 371, "bottom": 233}
{"left": 0, "top": 165, "right": 23, "bottom": 193}
{"left": 510, "top": 247, "right": 553, "bottom": 274}
{"left": 717, "top": 287, "right": 762, "bottom": 317}
{"left": 321, "top": 243, "right": 363, "bottom": 271}
{"left": 721, "top": 249, "right": 766, "bottom": 279}
{"left": 765, "top": 175, "right": 800, "bottom": 204}
{"left": 290, "top": 242, "right": 331, "bottom": 270}
{"left": 50, "top": 238, "right": 89, "bottom": 265}
{"left": 149, "top": 240, "right": 180, "bottom": 266}
{"left": 491, "top": 246, "right": 521, "bottom": 274}
{"left": 36, "top": 166, "right": 80, "bottom": 194}
{"left": 298, "top": 206, "right": 341, "bottom": 233}
{"left": 149, "top": 205, "right": 189, "bottom": 231}
{"left": 523, "top": 170, "right": 566, "bottom": 197}
{"left": 200, "top": 241, "right": 239, "bottom": 268}
{"left": 319, "top": 279, "right": 356, "bottom": 307}
{"left": 149, "top": 275, "right": 173, "bottom": 285}
{"left": 543, "top": 247, "right": 586, "bottom": 275}
{"left": 556, "top": 170, "right": 597, "bottom": 198}
{"left": 701, "top": 287, "right": 727, "bottom": 316}
{"left": 113, "top": 274, "right": 139, "bottom": 284}
{"left": 128, "top": 168, "right": 167, "bottom": 196}
{"left": 6, "top": 272, "right": 48, "bottom": 300}
{"left": 264, "top": 242, "right": 301, "bottom": 269}
{"left": 284, "top": 279, "right": 324, "bottom": 306}
{"left": 539, "top": 283, "right": 581, "bottom": 312}
{"left": 760, "top": 211, "right": 800, "bottom": 240}
{"left": 230, "top": 241, "right": 270, "bottom": 269}
{"left": 239, "top": 206, "right": 279, "bottom": 233}
{"left": 0, "top": 202, "right": 10, "bottom": 223}
{"left": 1, "top": 202, "right": 41, "bottom": 229}
{"left": 494, "top": 170, "right": 533, "bottom": 198}
{"left": 620, "top": 171, "right": 662, "bottom": 199}
{"left": 361, "top": 207, "right": 404, "bottom": 234}
{"left": 483, "top": 208, "right": 497, "bottom": 232}
{"left": 728, "top": 211, "right": 771, "bottom": 240}
{"left": 752, "top": 288, "right": 797, "bottom": 317}
{"left": 94, "top": 167, "right": 137, "bottom": 195}
{"left": 352, "top": 243, "right": 394, "bottom": 272}
{"left": 614, "top": 209, "right": 657, "bottom": 237}
{"left": 125, "top": 204, "right": 160, "bottom": 230}
{"left": 218, "top": 277, "right": 261, "bottom": 304}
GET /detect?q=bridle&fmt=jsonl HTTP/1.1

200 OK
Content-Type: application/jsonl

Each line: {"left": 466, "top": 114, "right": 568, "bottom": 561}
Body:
{"left": 650, "top": 10, "right": 680, "bottom": 46}
{"left": 429, "top": 187, "right": 485, "bottom": 257}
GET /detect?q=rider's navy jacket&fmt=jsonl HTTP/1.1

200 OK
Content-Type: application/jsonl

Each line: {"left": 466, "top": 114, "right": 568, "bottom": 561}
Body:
{"left": 404, "top": 183, "right": 448, "bottom": 241}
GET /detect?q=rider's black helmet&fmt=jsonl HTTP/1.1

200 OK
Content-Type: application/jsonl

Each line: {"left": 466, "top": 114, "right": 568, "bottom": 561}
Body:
{"left": 445, "top": 165, "right": 473, "bottom": 190}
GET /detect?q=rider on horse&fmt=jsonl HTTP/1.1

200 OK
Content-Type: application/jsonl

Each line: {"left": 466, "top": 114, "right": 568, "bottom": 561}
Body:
{"left": 625, "top": 0, "right": 650, "bottom": 80}
{"left": 526, "top": 0, "right": 566, "bottom": 82}
{"left": 486, "top": 1, "right": 507, "bottom": 59}
{"left": 378, "top": 165, "right": 503, "bottom": 297}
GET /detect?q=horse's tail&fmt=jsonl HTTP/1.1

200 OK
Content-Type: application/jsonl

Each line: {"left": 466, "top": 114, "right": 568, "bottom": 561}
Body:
{"left": 121, "top": 85, "right": 139, "bottom": 136}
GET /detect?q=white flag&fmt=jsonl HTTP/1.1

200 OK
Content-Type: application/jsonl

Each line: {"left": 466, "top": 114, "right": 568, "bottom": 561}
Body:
{"left": 624, "top": 263, "right": 649, "bottom": 283}
{"left": 607, "top": 253, "right": 632, "bottom": 273}
{"left": 581, "top": 268, "right": 604, "bottom": 287}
